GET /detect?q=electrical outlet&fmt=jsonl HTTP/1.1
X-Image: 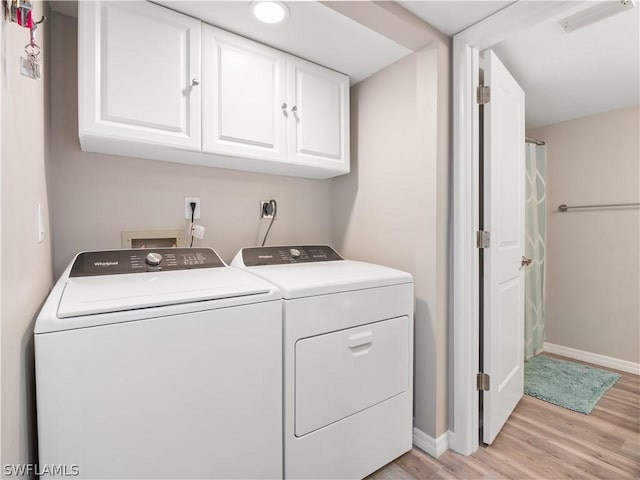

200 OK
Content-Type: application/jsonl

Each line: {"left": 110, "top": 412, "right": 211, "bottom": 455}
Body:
{"left": 185, "top": 197, "right": 201, "bottom": 220}
{"left": 260, "top": 201, "right": 274, "bottom": 219}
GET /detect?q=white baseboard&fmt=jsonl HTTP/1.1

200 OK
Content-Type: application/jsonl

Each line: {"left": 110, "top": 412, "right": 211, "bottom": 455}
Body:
{"left": 446, "top": 430, "right": 457, "bottom": 453}
{"left": 412, "top": 428, "right": 449, "bottom": 458}
{"left": 543, "top": 342, "right": 640, "bottom": 375}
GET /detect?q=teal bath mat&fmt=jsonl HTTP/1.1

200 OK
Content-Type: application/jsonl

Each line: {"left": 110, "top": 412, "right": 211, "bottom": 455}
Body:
{"left": 524, "top": 355, "right": 620, "bottom": 414}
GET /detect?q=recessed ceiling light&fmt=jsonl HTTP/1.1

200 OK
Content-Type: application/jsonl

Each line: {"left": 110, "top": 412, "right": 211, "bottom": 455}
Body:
{"left": 251, "top": 1, "right": 289, "bottom": 24}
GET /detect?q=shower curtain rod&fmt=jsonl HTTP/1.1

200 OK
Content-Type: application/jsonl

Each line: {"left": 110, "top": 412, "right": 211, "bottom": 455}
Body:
{"left": 526, "top": 136, "right": 546, "bottom": 145}
{"left": 558, "top": 202, "right": 640, "bottom": 212}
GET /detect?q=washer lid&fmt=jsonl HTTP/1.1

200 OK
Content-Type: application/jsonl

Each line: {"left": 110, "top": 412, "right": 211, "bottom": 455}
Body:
{"left": 237, "top": 260, "right": 413, "bottom": 299}
{"left": 57, "top": 268, "right": 271, "bottom": 318}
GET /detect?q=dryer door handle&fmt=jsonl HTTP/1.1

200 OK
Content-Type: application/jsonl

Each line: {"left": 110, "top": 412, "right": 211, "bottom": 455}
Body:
{"left": 347, "top": 330, "right": 373, "bottom": 355}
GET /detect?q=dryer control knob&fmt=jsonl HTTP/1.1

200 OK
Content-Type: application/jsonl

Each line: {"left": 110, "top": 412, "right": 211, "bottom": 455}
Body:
{"left": 146, "top": 252, "right": 163, "bottom": 266}
{"left": 289, "top": 248, "right": 301, "bottom": 259}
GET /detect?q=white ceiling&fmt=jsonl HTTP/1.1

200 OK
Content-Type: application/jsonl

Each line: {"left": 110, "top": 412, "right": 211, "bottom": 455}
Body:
{"left": 50, "top": 1, "right": 414, "bottom": 85}
{"left": 493, "top": 3, "right": 640, "bottom": 128}
{"left": 400, "top": 0, "right": 639, "bottom": 128}
{"left": 155, "top": 1, "right": 412, "bottom": 84}
{"left": 399, "top": 1, "right": 514, "bottom": 35}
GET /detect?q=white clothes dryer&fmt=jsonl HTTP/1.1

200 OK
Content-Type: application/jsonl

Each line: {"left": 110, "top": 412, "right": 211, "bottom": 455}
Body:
{"left": 35, "top": 248, "right": 282, "bottom": 479}
{"left": 231, "top": 245, "right": 414, "bottom": 479}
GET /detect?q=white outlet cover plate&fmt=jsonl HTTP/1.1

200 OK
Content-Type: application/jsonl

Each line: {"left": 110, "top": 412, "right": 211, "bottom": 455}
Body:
{"left": 185, "top": 197, "right": 201, "bottom": 220}
{"left": 260, "top": 201, "right": 274, "bottom": 219}
{"left": 192, "top": 224, "right": 206, "bottom": 239}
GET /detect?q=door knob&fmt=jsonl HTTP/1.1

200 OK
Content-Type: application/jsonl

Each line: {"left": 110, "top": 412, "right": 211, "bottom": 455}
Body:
{"left": 521, "top": 256, "right": 532, "bottom": 267}
{"left": 191, "top": 78, "right": 200, "bottom": 86}
{"left": 281, "top": 103, "right": 287, "bottom": 110}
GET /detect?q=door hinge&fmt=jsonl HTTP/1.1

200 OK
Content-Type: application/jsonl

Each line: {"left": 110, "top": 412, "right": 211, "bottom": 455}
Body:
{"left": 477, "top": 372, "right": 490, "bottom": 391}
{"left": 476, "top": 230, "right": 490, "bottom": 248}
{"left": 477, "top": 85, "right": 490, "bottom": 105}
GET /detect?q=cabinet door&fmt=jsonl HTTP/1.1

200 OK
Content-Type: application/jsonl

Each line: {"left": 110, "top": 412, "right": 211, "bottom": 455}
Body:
{"left": 287, "top": 56, "right": 350, "bottom": 173}
{"left": 79, "top": 1, "right": 201, "bottom": 149}
{"left": 202, "top": 25, "right": 287, "bottom": 162}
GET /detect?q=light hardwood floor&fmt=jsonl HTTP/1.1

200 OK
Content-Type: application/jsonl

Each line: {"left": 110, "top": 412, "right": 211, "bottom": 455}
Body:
{"left": 369, "top": 354, "right": 640, "bottom": 479}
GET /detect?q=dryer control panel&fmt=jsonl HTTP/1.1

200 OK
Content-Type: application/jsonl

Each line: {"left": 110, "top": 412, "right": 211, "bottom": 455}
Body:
{"left": 241, "top": 245, "right": 343, "bottom": 266}
{"left": 69, "top": 248, "right": 225, "bottom": 277}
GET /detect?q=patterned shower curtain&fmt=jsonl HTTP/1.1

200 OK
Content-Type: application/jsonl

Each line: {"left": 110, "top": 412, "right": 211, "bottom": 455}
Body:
{"left": 524, "top": 144, "right": 546, "bottom": 359}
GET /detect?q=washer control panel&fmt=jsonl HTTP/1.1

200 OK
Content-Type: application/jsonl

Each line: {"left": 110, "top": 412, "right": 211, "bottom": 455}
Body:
{"left": 242, "top": 245, "right": 343, "bottom": 266}
{"left": 69, "top": 248, "right": 225, "bottom": 277}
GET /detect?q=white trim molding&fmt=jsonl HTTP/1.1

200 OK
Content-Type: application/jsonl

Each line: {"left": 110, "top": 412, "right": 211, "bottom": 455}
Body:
{"left": 455, "top": 2, "right": 582, "bottom": 50}
{"left": 543, "top": 342, "right": 640, "bottom": 376}
{"left": 451, "top": 36, "right": 480, "bottom": 456}
{"left": 413, "top": 428, "right": 450, "bottom": 458}
{"left": 451, "top": 0, "right": 583, "bottom": 457}
{"left": 446, "top": 430, "right": 457, "bottom": 453}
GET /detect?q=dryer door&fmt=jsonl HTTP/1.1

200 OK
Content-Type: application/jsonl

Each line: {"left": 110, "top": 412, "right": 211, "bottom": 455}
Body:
{"left": 294, "top": 316, "right": 409, "bottom": 436}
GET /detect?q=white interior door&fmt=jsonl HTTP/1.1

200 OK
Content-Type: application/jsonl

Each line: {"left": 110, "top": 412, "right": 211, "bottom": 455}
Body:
{"left": 482, "top": 49, "right": 525, "bottom": 444}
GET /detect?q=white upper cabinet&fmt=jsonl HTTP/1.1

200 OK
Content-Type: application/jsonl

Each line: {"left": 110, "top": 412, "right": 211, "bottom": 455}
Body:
{"left": 202, "top": 25, "right": 287, "bottom": 162}
{"left": 79, "top": 1, "right": 201, "bottom": 149}
{"left": 78, "top": 1, "right": 350, "bottom": 179}
{"left": 287, "top": 57, "right": 350, "bottom": 173}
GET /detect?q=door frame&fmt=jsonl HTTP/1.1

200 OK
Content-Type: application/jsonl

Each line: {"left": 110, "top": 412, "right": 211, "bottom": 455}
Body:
{"left": 451, "top": 1, "right": 580, "bottom": 455}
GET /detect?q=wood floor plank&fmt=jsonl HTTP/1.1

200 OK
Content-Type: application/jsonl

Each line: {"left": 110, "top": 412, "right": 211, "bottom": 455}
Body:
{"left": 433, "top": 450, "right": 493, "bottom": 479}
{"left": 368, "top": 354, "right": 640, "bottom": 479}
{"left": 509, "top": 408, "right": 640, "bottom": 475}
{"left": 514, "top": 400, "right": 632, "bottom": 447}
{"left": 471, "top": 447, "right": 536, "bottom": 479}
{"left": 597, "top": 392, "right": 640, "bottom": 413}
{"left": 392, "top": 449, "right": 443, "bottom": 478}
{"left": 368, "top": 462, "right": 415, "bottom": 480}
{"left": 503, "top": 416, "right": 635, "bottom": 479}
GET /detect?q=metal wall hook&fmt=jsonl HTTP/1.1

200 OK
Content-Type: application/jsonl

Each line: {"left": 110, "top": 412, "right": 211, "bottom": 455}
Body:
{"left": 28, "top": 14, "right": 46, "bottom": 47}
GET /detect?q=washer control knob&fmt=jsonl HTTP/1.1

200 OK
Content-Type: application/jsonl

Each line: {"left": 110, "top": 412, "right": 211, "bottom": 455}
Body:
{"left": 146, "top": 252, "right": 163, "bottom": 266}
{"left": 289, "top": 248, "right": 301, "bottom": 259}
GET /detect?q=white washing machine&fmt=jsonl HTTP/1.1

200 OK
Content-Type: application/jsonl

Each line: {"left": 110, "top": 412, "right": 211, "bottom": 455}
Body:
{"left": 35, "top": 248, "right": 283, "bottom": 479}
{"left": 231, "top": 245, "right": 414, "bottom": 479}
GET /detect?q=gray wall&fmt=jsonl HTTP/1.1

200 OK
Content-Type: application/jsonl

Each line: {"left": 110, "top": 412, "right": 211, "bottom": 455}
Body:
{"left": 333, "top": 41, "right": 450, "bottom": 438}
{"left": 529, "top": 106, "right": 640, "bottom": 363}
{"left": 49, "top": 9, "right": 451, "bottom": 444}
{"left": 50, "top": 13, "right": 333, "bottom": 276}
{"left": 1, "top": 1, "right": 54, "bottom": 466}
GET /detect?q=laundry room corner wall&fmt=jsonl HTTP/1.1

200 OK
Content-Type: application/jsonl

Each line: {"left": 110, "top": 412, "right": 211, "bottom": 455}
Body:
{"left": 1, "top": 0, "right": 54, "bottom": 469}
{"left": 48, "top": 13, "right": 333, "bottom": 277}
{"left": 332, "top": 39, "right": 451, "bottom": 443}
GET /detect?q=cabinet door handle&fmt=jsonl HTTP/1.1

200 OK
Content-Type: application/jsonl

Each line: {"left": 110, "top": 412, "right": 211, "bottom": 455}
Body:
{"left": 191, "top": 78, "right": 200, "bottom": 87}
{"left": 291, "top": 105, "right": 298, "bottom": 113}
{"left": 281, "top": 102, "right": 287, "bottom": 110}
